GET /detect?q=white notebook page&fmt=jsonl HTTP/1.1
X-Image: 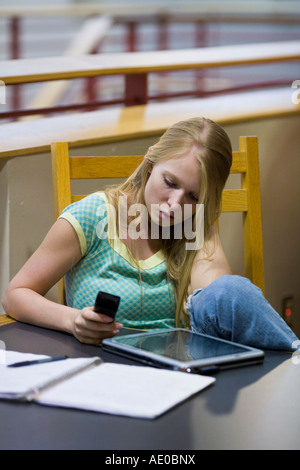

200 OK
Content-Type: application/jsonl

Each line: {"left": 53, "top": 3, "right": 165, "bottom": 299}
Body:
{"left": 37, "top": 362, "right": 215, "bottom": 418}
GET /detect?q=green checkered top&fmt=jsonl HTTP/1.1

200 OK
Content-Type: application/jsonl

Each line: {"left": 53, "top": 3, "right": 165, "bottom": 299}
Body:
{"left": 59, "top": 192, "right": 176, "bottom": 330}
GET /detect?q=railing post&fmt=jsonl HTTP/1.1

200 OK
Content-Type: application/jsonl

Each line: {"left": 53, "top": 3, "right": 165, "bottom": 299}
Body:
{"left": 158, "top": 15, "right": 168, "bottom": 50}
{"left": 127, "top": 21, "right": 137, "bottom": 52}
{"left": 195, "top": 19, "right": 207, "bottom": 97}
{"left": 10, "top": 16, "right": 21, "bottom": 113}
{"left": 125, "top": 73, "right": 148, "bottom": 106}
{"left": 85, "top": 45, "right": 100, "bottom": 108}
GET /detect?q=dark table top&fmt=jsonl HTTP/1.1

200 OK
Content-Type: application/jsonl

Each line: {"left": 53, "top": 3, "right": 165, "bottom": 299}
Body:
{"left": 0, "top": 321, "right": 299, "bottom": 450}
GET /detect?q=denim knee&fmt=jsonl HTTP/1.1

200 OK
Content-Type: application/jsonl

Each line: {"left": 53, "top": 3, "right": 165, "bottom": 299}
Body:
{"left": 186, "top": 274, "right": 299, "bottom": 349}
{"left": 186, "top": 274, "right": 246, "bottom": 339}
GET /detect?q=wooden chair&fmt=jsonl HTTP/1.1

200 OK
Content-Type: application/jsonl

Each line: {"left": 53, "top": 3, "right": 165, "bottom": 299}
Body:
{"left": 51, "top": 136, "right": 265, "bottom": 303}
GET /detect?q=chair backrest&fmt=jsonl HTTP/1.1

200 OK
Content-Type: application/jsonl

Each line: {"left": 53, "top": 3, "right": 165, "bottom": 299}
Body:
{"left": 51, "top": 136, "right": 265, "bottom": 303}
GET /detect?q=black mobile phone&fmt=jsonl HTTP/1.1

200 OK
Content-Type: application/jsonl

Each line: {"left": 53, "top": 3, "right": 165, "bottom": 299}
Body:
{"left": 94, "top": 291, "right": 121, "bottom": 321}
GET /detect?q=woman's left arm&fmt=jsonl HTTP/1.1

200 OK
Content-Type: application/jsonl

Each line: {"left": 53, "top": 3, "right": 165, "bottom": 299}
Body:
{"left": 189, "top": 224, "right": 232, "bottom": 291}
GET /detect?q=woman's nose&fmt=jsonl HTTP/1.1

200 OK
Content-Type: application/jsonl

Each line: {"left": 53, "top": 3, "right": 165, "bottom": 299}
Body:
{"left": 168, "top": 189, "right": 185, "bottom": 208}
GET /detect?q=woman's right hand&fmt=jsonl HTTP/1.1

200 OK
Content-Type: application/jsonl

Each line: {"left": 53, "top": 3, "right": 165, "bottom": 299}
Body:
{"left": 72, "top": 306, "right": 123, "bottom": 345}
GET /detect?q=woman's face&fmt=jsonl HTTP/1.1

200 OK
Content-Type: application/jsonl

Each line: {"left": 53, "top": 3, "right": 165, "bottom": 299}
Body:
{"left": 144, "top": 147, "right": 201, "bottom": 227}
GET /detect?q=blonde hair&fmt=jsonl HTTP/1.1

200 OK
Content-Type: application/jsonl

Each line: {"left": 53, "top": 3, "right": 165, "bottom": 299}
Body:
{"left": 105, "top": 117, "right": 232, "bottom": 327}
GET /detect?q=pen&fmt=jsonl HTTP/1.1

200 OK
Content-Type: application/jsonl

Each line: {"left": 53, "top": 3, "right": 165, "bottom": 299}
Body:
{"left": 8, "top": 355, "right": 68, "bottom": 368}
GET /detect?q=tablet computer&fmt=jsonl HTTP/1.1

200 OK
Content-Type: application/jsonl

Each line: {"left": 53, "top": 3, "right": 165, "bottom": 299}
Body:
{"left": 102, "top": 328, "right": 264, "bottom": 373}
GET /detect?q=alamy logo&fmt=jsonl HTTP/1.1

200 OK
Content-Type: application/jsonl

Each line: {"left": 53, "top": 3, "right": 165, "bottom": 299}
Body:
{"left": 291, "top": 80, "right": 300, "bottom": 105}
{"left": 0, "top": 80, "right": 5, "bottom": 104}
{"left": 96, "top": 196, "right": 205, "bottom": 250}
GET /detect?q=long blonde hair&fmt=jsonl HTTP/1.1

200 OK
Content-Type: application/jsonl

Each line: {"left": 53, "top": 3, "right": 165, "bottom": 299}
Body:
{"left": 105, "top": 117, "right": 232, "bottom": 327}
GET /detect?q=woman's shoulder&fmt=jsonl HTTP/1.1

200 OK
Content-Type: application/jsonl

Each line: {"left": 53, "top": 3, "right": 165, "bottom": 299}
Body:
{"left": 61, "top": 191, "right": 108, "bottom": 217}
{"left": 79, "top": 191, "right": 107, "bottom": 206}
{"left": 59, "top": 192, "right": 110, "bottom": 256}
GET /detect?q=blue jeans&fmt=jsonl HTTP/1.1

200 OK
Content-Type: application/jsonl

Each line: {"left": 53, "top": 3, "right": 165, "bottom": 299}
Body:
{"left": 186, "top": 275, "right": 299, "bottom": 350}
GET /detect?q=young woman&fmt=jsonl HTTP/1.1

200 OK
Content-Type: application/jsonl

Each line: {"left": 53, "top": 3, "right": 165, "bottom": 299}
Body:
{"left": 2, "top": 117, "right": 298, "bottom": 350}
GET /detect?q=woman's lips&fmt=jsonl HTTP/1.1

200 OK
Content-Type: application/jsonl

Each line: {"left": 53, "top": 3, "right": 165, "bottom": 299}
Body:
{"left": 159, "top": 210, "right": 174, "bottom": 220}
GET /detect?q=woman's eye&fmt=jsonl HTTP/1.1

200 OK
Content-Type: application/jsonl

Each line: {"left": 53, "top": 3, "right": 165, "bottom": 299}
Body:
{"left": 163, "top": 176, "right": 176, "bottom": 188}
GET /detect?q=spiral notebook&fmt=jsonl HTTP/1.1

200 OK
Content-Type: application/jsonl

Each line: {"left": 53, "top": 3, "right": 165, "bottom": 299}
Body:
{"left": 0, "top": 351, "right": 215, "bottom": 419}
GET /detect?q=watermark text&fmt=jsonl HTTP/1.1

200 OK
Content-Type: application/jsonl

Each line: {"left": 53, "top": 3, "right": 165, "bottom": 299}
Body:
{"left": 96, "top": 196, "right": 204, "bottom": 250}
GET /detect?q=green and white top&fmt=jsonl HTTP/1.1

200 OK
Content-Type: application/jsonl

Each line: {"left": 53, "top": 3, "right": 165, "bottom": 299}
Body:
{"left": 59, "top": 192, "right": 176, "bottom": 330}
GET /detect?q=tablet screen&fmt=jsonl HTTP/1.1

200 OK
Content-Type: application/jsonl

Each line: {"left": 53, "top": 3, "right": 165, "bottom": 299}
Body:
{"left": 112, "top": 329, "right": 248, "bottom": 362}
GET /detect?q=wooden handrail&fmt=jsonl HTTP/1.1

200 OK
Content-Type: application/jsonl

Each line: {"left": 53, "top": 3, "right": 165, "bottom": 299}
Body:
{"left": 0, "top": 2, "right": 300, "bottom": 18}
{"left": 1, "top": 41, "right": 300, "bottom": 85}
{"left": 0, "top": 87, "right": 299, "bottom": 159}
